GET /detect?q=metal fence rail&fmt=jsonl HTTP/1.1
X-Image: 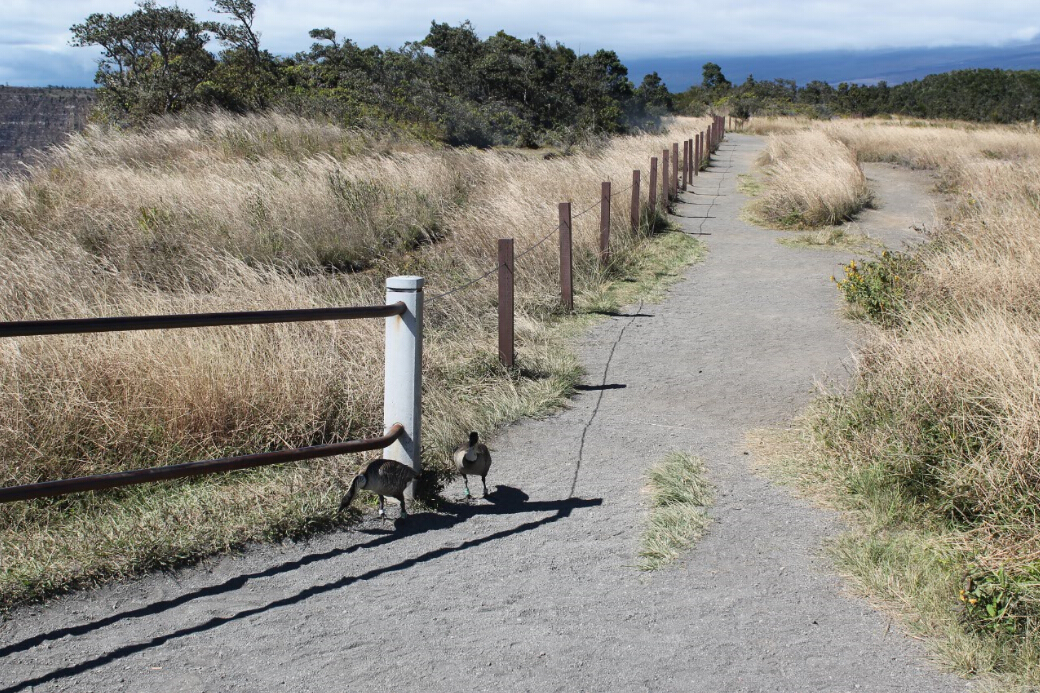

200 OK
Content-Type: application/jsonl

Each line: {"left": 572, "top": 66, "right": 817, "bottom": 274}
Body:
{"left": 0, "top": 288, "right": 424, "bottom": 503}
{"left": 0, "top": 424, "right": 405, "bottom": 504}
{"left": 0, "top": 303, "right": 406, "bottom": 338}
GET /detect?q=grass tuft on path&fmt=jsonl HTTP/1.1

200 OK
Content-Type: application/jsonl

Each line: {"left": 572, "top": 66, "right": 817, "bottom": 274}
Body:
{"left": 746, "top": 130, "right": 875, "bottom": 229}
{"left": 638, "top": 452, "right": 713, "bottom": 571}
{"left": 778, "top": 226, "right": 878, "bottom": 252}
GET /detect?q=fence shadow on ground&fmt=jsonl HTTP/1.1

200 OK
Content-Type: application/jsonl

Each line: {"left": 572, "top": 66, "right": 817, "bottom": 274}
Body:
{"left": 0, "top": 493, "right": 601, "bottom": 693}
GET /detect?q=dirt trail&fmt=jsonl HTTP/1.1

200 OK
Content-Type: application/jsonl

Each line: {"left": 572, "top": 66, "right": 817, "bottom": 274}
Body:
{"left": 0, "top": 134, "right": 966, "bottom": 693}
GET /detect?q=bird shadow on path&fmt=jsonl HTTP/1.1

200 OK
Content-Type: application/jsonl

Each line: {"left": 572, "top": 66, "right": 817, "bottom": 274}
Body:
{"left": 0, "top": 492, "right": 602, "bottom": 693}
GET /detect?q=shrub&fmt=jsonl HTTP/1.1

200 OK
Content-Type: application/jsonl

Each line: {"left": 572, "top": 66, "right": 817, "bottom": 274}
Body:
{"left": 834, "top": 250, "right": 917, "bottom": 323}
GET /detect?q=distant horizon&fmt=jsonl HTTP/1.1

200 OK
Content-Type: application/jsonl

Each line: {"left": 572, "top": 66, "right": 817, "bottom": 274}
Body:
{"left": 2, "top": 0, "right": 1039, "bottom": 88}
{"left": 7, "top": 39, "right": 1040, "bottom": 93}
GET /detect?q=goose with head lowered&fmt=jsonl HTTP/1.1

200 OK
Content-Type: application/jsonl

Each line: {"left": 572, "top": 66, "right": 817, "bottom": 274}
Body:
{"left": 453, "top": 431, "right": 492, "bottom": 497}
{"left": 339, "top": 458, "right": 419, "bottom": 518}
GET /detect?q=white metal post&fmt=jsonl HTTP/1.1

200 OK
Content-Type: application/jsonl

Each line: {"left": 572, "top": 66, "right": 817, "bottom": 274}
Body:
{"left": 383, "top": 275, "right": 424, "bottom": 499}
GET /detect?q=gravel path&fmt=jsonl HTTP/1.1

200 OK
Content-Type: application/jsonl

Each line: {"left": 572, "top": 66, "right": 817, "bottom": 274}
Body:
{"left": 0, "top": 134, "right": 967, "bottom": 693}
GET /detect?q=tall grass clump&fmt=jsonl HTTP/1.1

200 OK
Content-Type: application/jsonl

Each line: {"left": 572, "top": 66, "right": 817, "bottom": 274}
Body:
{"left": 0, "top": 111, "right": 709, "bottom": 608}
{"left": 749, "top": 130, "right": 874, "bottom": 228}
{"left": 754, "top": 117, "right": 1040, "bottom": 689}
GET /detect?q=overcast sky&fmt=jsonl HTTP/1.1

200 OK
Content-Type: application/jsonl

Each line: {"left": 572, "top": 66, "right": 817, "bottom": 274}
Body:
{"left": 2, "top": 0, "right": 1038, "bottom": 86}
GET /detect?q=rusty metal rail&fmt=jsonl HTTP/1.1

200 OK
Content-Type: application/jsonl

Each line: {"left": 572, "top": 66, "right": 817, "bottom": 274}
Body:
{"left": 0, "top": 303, "right": 406, "bottom": 338}
{"left": 0, "top": 300, "right": 413, "bottom": 504}
{"left": 0, "top": 424, "right": 405, "bottom": 504}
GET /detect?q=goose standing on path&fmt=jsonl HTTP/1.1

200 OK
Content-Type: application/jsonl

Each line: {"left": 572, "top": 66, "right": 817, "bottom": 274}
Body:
{"left": 339, "top": 458, "right": 419, "bottom": 518}
{"left": 453, "top": 432, "right": 492, "bottom": 498}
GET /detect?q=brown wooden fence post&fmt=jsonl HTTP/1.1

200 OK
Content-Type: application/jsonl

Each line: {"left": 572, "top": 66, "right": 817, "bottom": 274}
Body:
{"left": 630, "top": 169, "right": 640, "bottom": 233}
{"left": 694, "top": 134, "right": 700, "bottom": 176}
{"left": 498, "top": 238, "right": 514, "bottom": 367}
{"left": 559, "top": 202, "right": 573, "bottom": 311}
{"left": 685, "top": 139, "right": 691, "bottom": 187}
{"left": 599, "top": 181, "right": 611, "bottom": 265}
{"left": 672, "top": 142, "right": 679, "bottom": 196}
{"left": 649, "top": 157, "right": 658, "bottom": 214}
{"left": 681, "top": 140, "right": 688, "bottom": 191}
{"left": 662, "top": 149, "right": 670, "bottom": 206}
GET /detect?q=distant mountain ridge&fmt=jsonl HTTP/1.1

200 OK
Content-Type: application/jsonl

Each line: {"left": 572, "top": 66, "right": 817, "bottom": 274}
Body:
{"left": 623, "top": 41, "right": 1040, "bottom": 91}
{"left": 0, "top": 86, "right": 95, "bottom": 172}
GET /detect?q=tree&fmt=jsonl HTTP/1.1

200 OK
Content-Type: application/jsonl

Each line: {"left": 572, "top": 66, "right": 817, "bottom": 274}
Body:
{"left": 568, "top": 50, "right": 633, "bottom": 134}
{"left": 701, "top": 62, "right": 731, "bottom": 91}
{"left": 632, "top": 71, "right": 673, "bottom": 124}
{"left": 202, "top": 0, "right": 277, "bottom": 110}
{"left": 70, "top": 1, "right": 215, "bottom": 121}
{"left": 636, "top": 72, "right": 673, "bottom": 117}
{"left": 208, "top": 0, "right": 261, "bottom": 64}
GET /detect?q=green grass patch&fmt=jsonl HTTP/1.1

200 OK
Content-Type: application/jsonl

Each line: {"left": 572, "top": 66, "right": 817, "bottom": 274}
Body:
{"left": 778, "top": 226, "right": 878, "bottom": 252}
{"left": 638, "top": 452, "right": 714, "bottom": 571}
{"left": 579, "top": 229, "right": 703, "bottom": 315}
{"left": 737, "top": 173, "right": 764, "bottom": 196}
{"left": 750, "top": 413, "right": 1040, "bottom": 691}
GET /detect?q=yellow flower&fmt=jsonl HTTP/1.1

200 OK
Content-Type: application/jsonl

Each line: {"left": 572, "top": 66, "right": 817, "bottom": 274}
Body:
{"left": 969, "top": 598, "right": 978, "bottom": 605}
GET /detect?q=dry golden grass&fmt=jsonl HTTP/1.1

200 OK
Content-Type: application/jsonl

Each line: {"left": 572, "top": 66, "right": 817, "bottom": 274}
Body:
{"left": 748, "top": 130, "right": 874, "bottom": 228}
{"left": 0, "top": 111, "right": 709, "bottom": 607}
{"left": 747, "top": 116, "right": 1040, "bottom": 687}
{"left": 734, "top": 115, "right": 816, "bottom": 136}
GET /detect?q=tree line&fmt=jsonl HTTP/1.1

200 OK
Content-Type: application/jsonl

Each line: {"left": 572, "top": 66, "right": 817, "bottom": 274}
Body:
{"left": 72, "top": 0, "right": 675, "bottom": 146}
{"left": 681, "top": 65, "right": 1040, "bottom": 124}
{"left": 71, "top": 1, "right": 1040, "bottom": 145}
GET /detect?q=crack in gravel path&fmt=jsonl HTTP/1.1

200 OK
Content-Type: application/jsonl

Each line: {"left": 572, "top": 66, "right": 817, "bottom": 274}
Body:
{"left": 0, "top": 134, "right": 968, "bottom": 692}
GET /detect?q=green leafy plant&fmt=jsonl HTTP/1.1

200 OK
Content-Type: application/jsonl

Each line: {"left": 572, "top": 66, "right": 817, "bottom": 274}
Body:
{"left": 833, "top": 250, "right": 917, "bottom": 323}
{"left": 961, "top": 566, "right": 1040, "bottom": 635}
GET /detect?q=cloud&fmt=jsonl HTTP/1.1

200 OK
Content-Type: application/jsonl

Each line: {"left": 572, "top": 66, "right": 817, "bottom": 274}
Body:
{"left": 1, "top": 0, "right": 1039, "bottom": 85}
{"left": 1012, "top": 26, "right": 1040, "bottom": 42}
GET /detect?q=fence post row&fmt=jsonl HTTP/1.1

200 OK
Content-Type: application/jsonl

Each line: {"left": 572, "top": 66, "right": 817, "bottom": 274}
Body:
{"left": 600, "top": 181, "right": 611, "bottom": 265}
{"left": 559, "top": 202, "right": 573, "bottom": 311}
{"left": 383, "top": 276, "right": 424, "bottom": 500}
{"left": 497, "top": 240, "right": 514, "bottom": 368}
{"left": 630, "top": 169, "right": 641, "bottom": 233}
